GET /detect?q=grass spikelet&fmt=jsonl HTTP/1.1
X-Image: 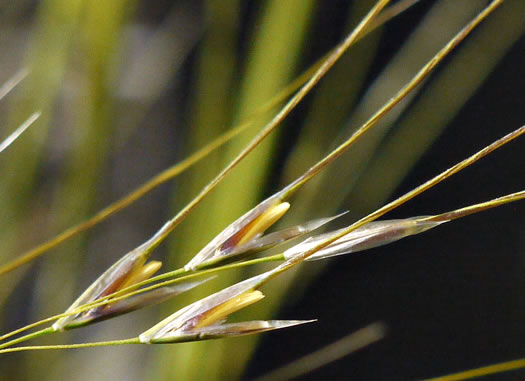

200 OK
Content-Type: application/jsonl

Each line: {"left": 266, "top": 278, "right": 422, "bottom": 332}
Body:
{"left": 139, "top": 255, "right": 313, "bottom": 344}
{"left": 285, "top": 190, "right": 525, "bottom": 261}
{"left": 50, "top": 240, "right": 210, "bottom": 332}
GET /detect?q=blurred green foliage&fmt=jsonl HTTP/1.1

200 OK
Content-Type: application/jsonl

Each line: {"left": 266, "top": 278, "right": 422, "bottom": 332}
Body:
{"left": 0, "top": 1, "right": 523, "bottom": 380}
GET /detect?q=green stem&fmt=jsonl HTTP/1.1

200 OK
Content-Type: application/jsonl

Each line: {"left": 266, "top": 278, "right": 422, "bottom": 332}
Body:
{"left": 0, "top": 337, "right": 141, "bottom": 354}
{"left": 0, "top": 327, "right": 54, "bottom": 350}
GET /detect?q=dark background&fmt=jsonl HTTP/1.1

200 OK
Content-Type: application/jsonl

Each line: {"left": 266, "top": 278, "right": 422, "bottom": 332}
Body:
{"left": 242, "top": 1, "right": 525, "bottom": 380}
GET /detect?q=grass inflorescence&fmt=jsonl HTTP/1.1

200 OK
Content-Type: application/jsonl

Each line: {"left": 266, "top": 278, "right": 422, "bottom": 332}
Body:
{"left": 0, "top": 1, "right": 524, "bottom": 380}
